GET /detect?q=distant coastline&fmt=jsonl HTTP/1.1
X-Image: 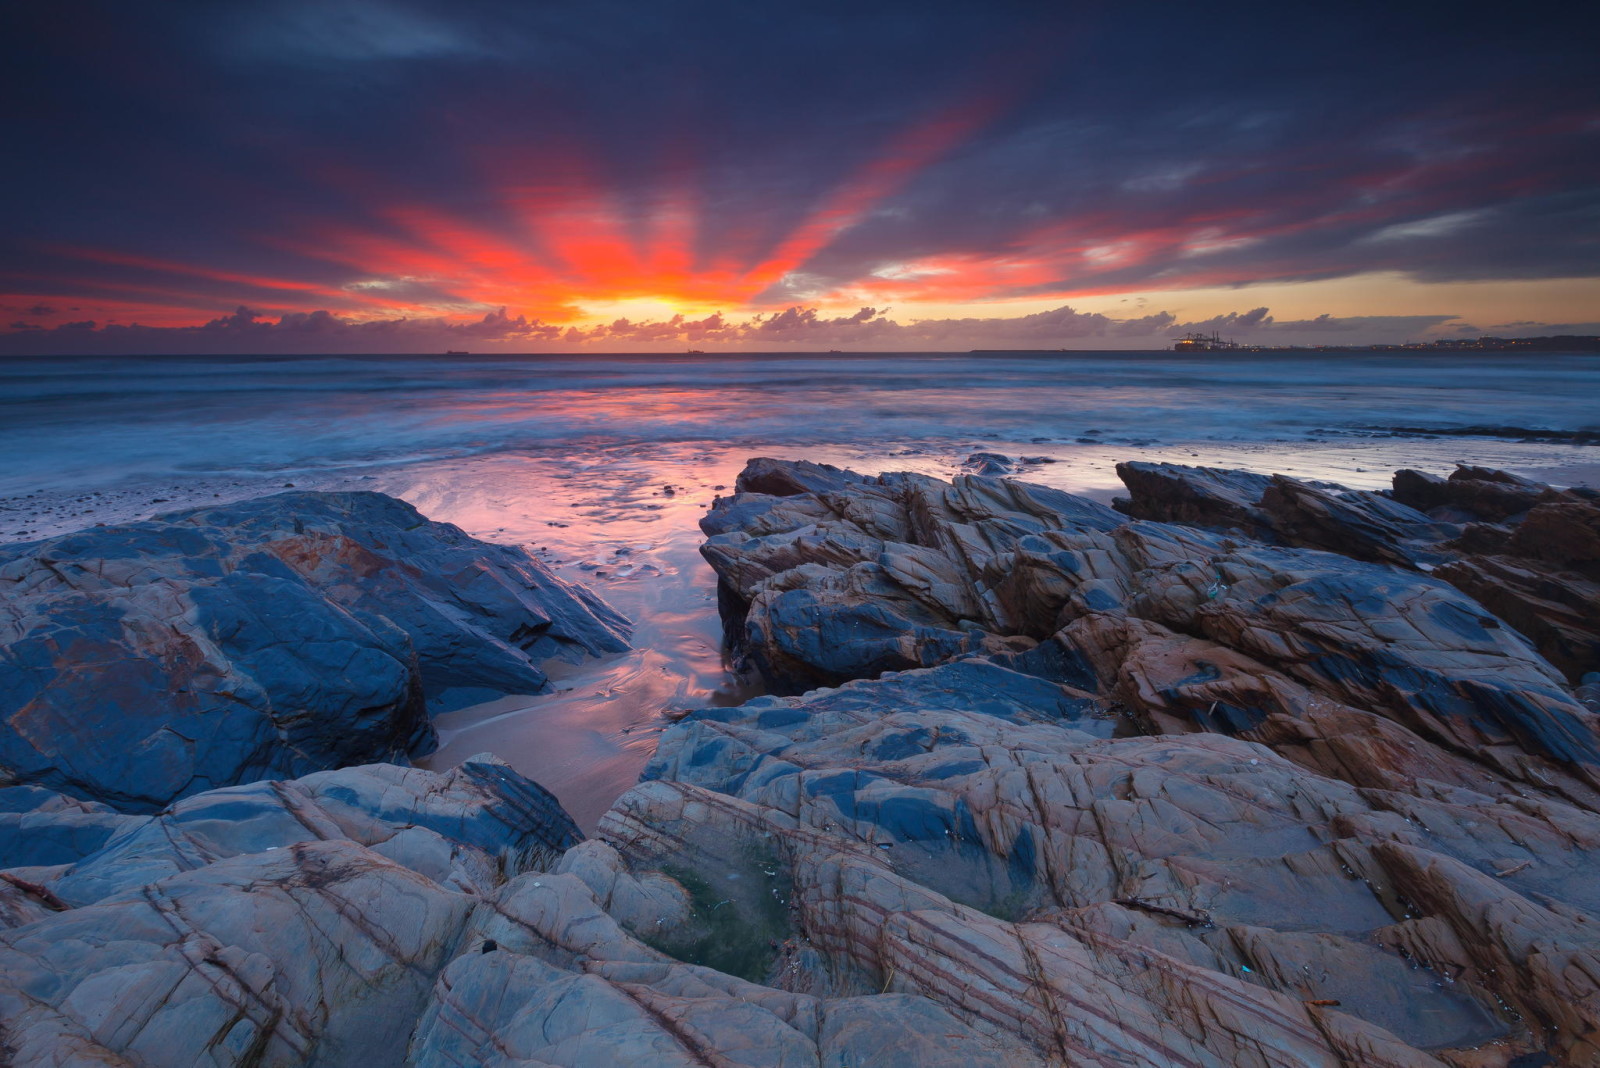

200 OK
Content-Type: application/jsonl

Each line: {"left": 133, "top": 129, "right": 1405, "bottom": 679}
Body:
{"left": 975, "top": 334, "right": 1600, "bottom": 355}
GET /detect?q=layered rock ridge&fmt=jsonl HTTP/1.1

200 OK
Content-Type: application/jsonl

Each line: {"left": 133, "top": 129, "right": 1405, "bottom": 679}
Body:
{"left": 5, "top": 464, "right": 1600, "bottom": 1066}
{"left": 668, "top": 456, "right": 1600, "bottom": 1065}
{"left": 0, "top": 491, "right": 630, "bottom": 809}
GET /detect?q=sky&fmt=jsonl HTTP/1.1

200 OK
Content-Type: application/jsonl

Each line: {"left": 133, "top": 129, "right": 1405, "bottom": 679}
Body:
{"left": 2, "top": 0, "right": 1597, "bottom": 354}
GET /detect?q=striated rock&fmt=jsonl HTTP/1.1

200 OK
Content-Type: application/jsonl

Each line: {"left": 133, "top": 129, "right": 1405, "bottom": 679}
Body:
{"left": 681, "top": 457, "right": 1600, "bottom": 1062}
{"left": 1114, "top": 460, "right": 1278, "bottom": 532}
{"left": 1257, "top": 474, "right": 1457, "bottom": 568}
{"left": 701, "top": 466, "right": 1121, "bottom": 692}
{"left": 1, "top": 756, "right": 1042, "bottom": 1067}
{"left": 42, "top": 755, "right": 582, "bottom": 907}
{"left": 1, "top": 840, "right": 476, "bottom": 1067}
{"left": 734, "top": 455, "right": 870, "bottom": 498}
{"left": 1106, "top": 460, "right": 1599, "bottom": 684}
{"left": 1118, "top": 460, "right": 1458, "bottom": 567}
{"left": 0, "top": 491, "right": 629, "bottom": 809}
{"left": 1437, "top": 496, "right": 1600, "bottom": 684}
{"left": 962, "top": 451, "right": 1017, "bottom": 475}
{"left": 703, "top": 460, "right": 1597, "bottom": 788}
{"left": 0, "top": 756, "right": 585, "bottom": 1067}
{"left": 7, "top": 455, "right": 1600, "bottom": 1067}
{"left": 632, "top": 656, "right": 1600, "bottom": 1064}
{"left": 1393, "top": 465, "right": 1555, "bottom": 523}
{"left": 409, "top": 864, "right": 1026, "bottom": 1068}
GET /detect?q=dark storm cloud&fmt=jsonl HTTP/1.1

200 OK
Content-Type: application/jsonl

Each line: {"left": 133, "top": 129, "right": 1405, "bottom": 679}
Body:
{"left": 1, "top": 0, "right": 1596, "bottom": 346}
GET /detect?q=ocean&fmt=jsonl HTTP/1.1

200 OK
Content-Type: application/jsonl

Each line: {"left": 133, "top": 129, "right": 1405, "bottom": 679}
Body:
{"left": 4, "top": 350, "right": 1597, "bottom": 826}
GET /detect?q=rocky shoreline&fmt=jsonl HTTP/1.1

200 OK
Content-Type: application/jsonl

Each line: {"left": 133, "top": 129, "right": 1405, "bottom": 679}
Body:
{"left": 3, "top": 457, "right": 1598, "bottom": 1065}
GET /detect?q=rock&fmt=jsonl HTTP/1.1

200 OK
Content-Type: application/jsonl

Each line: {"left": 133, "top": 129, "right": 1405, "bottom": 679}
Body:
{"left": 1581, "top": 673, "right": 1600, "bottom": 712}
{"left": 1111, "top": 461, "right": 1600, "bottom": 683}
{"left": 1, "top": 754, "right": 1046, "bottom": 1067}
{"left": 1257, "top": 474, "right": 1457, "bottom": 568}
{"left": 0, "top": 758, "right": 586, "bottom": 1065}
{"left": 962, "top": 451, "right": 1016, "bottom": 475}
{"left": 629, "top": 655, "right": 1600, "bottom": 1064}
{"left": 703, "top": 461, "right": 1597, "bottom": 792}
{"left": 0, "top": 876, "right": 58, "bottom": 930}
{"left": 42, "top": 755, "right": 582, "bottom": 907}
{"left": 1437, "top": 496, "right": 1600, "bottom": 684}
{"left": 7, "top": 454, "right": 1600, "bottom": 1066}
{"left": 1436, "top": 554, "right": 1600, "bottom": 686}
{"left": 408, "top": 864, "right": 1028, "bottom": 1068}
{"left": 1113, "top": 460, "right": 1278, "bottom": 532}
{"left": 734, "top": 456, "right": 870, "bottom": 498}
{"left": 1504, "top": 500, "right": 1600, "bottom": 575}
{"left": 1393, "top": 465, "right": 1556, "bottom": 523}
{"left": 0, "top": 839, "right": 476, "bottom": 1067}
{"left": 0, "top": 492, "right": 629, "bottom": 809}
{"left": 0, "top": 786, "right": 138, "bottom": 870}
{"left": 1118, "top": 461, "right": 1457, "bottom": 567}
{"left": 702, "top": 461, "right": 1123, "bottom": 692}
{"left": 681, "top": 458, "right": 1600, "bottom": 1062}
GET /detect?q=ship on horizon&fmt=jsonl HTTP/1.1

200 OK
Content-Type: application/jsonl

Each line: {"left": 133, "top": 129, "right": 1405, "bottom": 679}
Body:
{"left": 1172, "top": 331, "right": 1240, "bottom": 352}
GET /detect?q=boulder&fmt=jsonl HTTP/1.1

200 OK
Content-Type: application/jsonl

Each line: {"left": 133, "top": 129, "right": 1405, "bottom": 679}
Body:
{"left": 701, "top": 464, "right": 1122, "bottom": 692}
{"left": 1113, "top": 460, "right": 1278, "bottom": 532}
{"left": 1393, "top": 464, "right": 1556, "bottom": 523}
{"left": 0, "top": 491, "right": 629, "bottom": 809}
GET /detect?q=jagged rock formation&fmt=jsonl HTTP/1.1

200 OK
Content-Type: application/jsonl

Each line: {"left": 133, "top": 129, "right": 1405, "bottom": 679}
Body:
{"left": 1117, "top": 460, "right": 1600, "bottom": 683}
{"left": 680, "top": 457, "right": 1600, "bottom": 1065}
{"left": 5, "top": 461, "right": 1600, "bottom": 1066}
{"left": 0, "top": 491, "right": 629, "bottom": 809}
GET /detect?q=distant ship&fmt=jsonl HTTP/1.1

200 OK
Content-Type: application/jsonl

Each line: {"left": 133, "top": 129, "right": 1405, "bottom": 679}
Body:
{"left": 686, "top": 349, "right": 705, "bottom": 354}
{"left": 1172, "top": 332, "right": 1240, "bottom": 353}
{"left": 444, "top": 349, "right": 469, "bottom": 355}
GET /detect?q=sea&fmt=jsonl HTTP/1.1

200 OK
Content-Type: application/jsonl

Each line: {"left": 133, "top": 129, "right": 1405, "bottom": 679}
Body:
{"left": 4, "top": 350, "right": 1597, "bottom": 827}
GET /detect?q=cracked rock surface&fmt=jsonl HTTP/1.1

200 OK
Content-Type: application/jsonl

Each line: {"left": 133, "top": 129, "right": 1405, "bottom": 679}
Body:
{"left": 0, "top": 491, "right": 630, "bottom": 809}
{"left": 5, "top": 461, "right": 1600, "bottom": 1066}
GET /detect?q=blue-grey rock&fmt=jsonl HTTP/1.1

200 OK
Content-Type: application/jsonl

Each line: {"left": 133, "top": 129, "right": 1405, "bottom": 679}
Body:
{"left": 702, "top": 461, "right": 1123, "bottom": 693}
{"left": 1114, "top": 460, "right": 1279, "bottom": 531}
{"left": 734, "top": 455, "right": 871, "bottom": 497}
{"left": 1, "top": 839, "right": 475, "bottom": 1068}
{"left": 1117, "top": 460, "right": 1459, "bottom": 568}
{"left": 702, "top": 460, "right": 1599, "bottom": 789}
{"left": 0, "top": 491, "right": 629, "bottom": 810}
{"left": 0, "top": 756, "right": 588, "bottom": 1067}
{"left": 40, "top": 755, "right": 581, "bottom": 906}
{"left": 0, "top": 786, "right": 138, "bottom": 870}
{"left": 621, "top": 655, "right": 1600, "bottom": 1063}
